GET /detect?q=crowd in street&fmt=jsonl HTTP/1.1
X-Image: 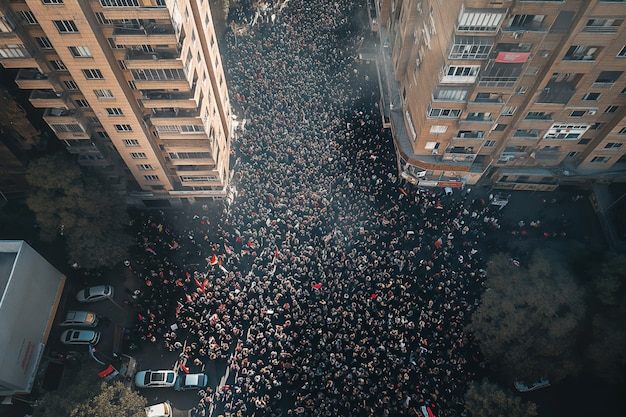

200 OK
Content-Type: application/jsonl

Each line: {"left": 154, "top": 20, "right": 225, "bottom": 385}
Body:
{"left": 126, "top": 1, "right": 508, "bottom": 416}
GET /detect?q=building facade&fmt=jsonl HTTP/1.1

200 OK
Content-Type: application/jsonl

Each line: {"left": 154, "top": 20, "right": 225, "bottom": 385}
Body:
{"left": 369, "top": 0, "right": 626, "bottom": 190}
{"left": 0, "top": 0, "right": 232, "bottom": 205}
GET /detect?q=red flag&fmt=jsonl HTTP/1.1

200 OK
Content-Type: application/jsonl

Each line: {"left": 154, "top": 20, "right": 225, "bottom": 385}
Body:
{"left": 209, "top": 255, "right": 218, "bottom": 265}
{"left": 185, "top": 294, "right": 192, "bottom": 303}
{"left": 175, "top": 301, "right": 183, "bottom": 317}
{"left": 247, "top": 240, "right": 252, "bottom": 248}
{"left": 202, "top": 279, "right": 208, "bottom": 292}
{"left": 275, "top": 247, "right": 279, "bottom": 258}
{"left": 194, "top": 277, "right": 202, "bottom": 288}
{"left": 179, "top": 361, "right": 190, "bottom": 374}
{"left": 312, "top": 283, "right": 322, "bottom": 289}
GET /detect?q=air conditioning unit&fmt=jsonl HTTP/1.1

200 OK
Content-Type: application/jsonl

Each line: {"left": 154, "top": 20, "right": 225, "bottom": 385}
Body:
{"left": 588, "top": 110, "right": 596, "bottom": 115}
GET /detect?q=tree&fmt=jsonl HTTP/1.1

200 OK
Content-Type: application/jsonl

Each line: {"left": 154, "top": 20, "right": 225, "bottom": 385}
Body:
{"left": 25, "top": 153, "right": 131, "bottom": 269}
{"left": 464, "top": 379, "right": 537, "bottom": 417}
{"left": 33, "top": 379, "right": 147, "bottom": 417}
{"left": 468, "top": 251, "right": 586, "bottom": 383}
{"left": 584, "top": 251, "right": 626, "bottom": 383}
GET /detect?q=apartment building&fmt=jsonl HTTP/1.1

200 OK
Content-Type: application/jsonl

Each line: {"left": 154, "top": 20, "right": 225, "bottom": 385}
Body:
{"left": 0, "top": 0, "right": 231, "bottom": 206}
{"left": 368, "top": 0, "right": 626, "bottom": 190}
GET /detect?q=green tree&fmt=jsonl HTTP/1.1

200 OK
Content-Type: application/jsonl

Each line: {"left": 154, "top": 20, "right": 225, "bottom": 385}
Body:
{"left": 468, "top": 251, "right": 585, "bottom": 383}
{"left": 584, "top": 252, "right": 626, "bottom": 383}
{"left": 25, "top": 153, "right": 131, "bottom": 269}
{"left": 464, "top": 379, "right": 537, "bottom": 417}
{"left": 33, "top": 379, "right": 146, "bottom": 417}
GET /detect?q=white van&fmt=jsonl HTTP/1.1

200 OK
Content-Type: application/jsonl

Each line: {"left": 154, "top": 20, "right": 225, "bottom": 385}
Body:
{"left": 145, "top": 401, "right": 172, "bottom": 417}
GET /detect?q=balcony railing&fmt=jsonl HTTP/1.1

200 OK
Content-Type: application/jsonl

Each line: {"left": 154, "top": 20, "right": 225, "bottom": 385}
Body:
{"left": 125, "top": 48, "right": 180, "bottom": 61}
{"left": 113, "top": 24, "right": 174, "bottom": 36}
{"left": 151, "top": 109, "right": 199, "bottom": 118}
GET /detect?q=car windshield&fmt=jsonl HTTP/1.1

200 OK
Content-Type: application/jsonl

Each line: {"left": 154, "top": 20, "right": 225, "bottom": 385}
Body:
{"left": 167, "top": 373, "right": 175, "bottom": 383}
{"left": 103, "top": 287, "right": 109, "bottom": 294}
{"left": 144, "top": 373, "right": 151, "bottom": 385}
{"left": 65, "top": 332, "right": 74, "bottom": 342}
{"left": 84, "top": 288, "right": 91, "bottom": 297}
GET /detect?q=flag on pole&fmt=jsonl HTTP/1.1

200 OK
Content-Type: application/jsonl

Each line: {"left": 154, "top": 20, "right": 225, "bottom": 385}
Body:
{"left": 179, "top": 360, "right": 190, "bottom": 374}
{"left": 209, "top": 255, "right": 218, "bottom": 265}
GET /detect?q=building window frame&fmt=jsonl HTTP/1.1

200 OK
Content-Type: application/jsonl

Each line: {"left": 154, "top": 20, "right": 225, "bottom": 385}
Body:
{"left": 53, "top": 20, "right": 78, "bottom": 33}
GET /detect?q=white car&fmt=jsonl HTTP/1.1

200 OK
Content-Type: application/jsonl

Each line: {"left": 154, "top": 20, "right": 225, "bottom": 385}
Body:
{"left": 135, "top": 370, "right": 177, "bottom": 388}
{"left": 60, "top": 310, "right": 99, "bottom": 327}
{"left": 174, "top": 373, "right": 208, "bottom": 391}
{"left": 76, "top": 285, "right": 114, "bottom": 303}
{"left": 145, "top": 402, "right": 172, "bottom": 417}
{"left": 60, "top": 329, "right": 101, "bottom": 345}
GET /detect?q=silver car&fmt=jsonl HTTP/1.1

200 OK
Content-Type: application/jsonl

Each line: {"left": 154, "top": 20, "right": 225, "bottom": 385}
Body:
{"left": 60, "top": 329, "right": 101, "bottom": 345}
{"left": 76, "top": 285, "right": 114, "bottom": 303}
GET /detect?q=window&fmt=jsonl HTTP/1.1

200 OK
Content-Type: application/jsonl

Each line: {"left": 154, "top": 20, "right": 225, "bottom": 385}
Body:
{"left": 564, "top": 45, "right": 601, "bottom": 61}
{"left": 95, "top": 12, "right": 112, "bottom": 25}
{"left": 69, "top": 46, "right": 92, "bottom": 57}
{"left": 106, "top": 107, "right": 124, "bottom": 116}
{"left": 18, "top": 11, "right": 38, "bottom": 25}
{"left": 35, "top": 37, "right": 53, "bottom": 49}
{"left": 578, "top": 138, "right": 591, "bottom": 145}
{"left": 448, "top": 36, "right": 493, "bottom": 60}
{"left": 131, "top": 68, "right": 186, "bottom": 81}
{"left": 457, "top": 130, "right": 484, "bottom": 139}
{"left": 544, "top": 123, "right": 590, "bottom": 139}
{"left": 130, "top": 152, "right": 147, "bottom": 159}
{"left": 405, "top": 111, "right": 416, "bottom": 140}
{"left": 605, "top": 105, "right": 619, "bottom": 113}
{"left": 502, "top": 106, "right": 516, "bottom": 116}
{"left": 604, "top": 142, "right": 623, "bottom": 149}
{"left": 493, "top": 124, "right": 507, "bottom": 131}
{"left": 180, "top": 125, "right": 204, "bottom": 133}
{"left": 93, "top": 89, "right": 114, "bottom": 98}
{"left": 168, "top": 152, "right": 211, "bottom": 159}
{"left": 115, "top": 124, "right": 132, "bottom": 132}
{"left": 64, "top": 80, "right": 79, "bottom": 90}
{"left": 591, "top": 156, "right": 609, "bottom": 163}
{"left": 49, "top": 60, "right": 67, "bottom": 71}
{"left": 82, "top": 69, "right": 103, "bottom": 79}
{"left": 42, "top": 0, "right": 64, "bottom": 3}
{"left": 180, "top": 175, "right": 218, "bottom": 182}
{"left": 484, "top": 140, "right": 496, "bottom": 147}
{"left": 441, "top": 65, "right": 480, "bottom": 83}
{"left": 590, "top": 123, "right": 604, "bottom": 130}
{"left": 123, "top": 139, "right": 140, "bottom": 146}
{"left": 619, "top": 127, "right": 626, "bottom": 135}
{"left": 137, "top": 164, "right": 153, "bottom": 170}
{"left": 433, "top": 87, "right": 468, "bottom": 101}
{"left": 428, "top": 108, "right": 461, "bottom": 118}
{"left": 457, "top": 9, "right": 505, "bottom": 32}
{"left": 618, "top": 45, "right": 626, "bottom": 57}
{"left": 567, "top": 151, "right": 578, "bottom": 158}
{"left": 622, "top": 86, "right": 626, "bottom": 94}
{"left": 424, "top": 142, "right": 440, "bottom": 150}
{"left": 594, "top": 71, "right": 623, "bottom": 84}
{"left": 144, "top": 175, "right": 159, "bottom": 181}
{"left": 54, "top": 20, "right": 78, "bottom": 33}
{"left": 582, "top": 92, "right": 601, "bottom": 101}
{"left": 50, "top": 123, "right": 84, "bottom": 133}
{"left": 74, "top": 99, "right": 89, "bottom": 108}
{"left": 583, "top": 18, "right": 622, "bottom": 33}
{"left": 570, "top": 110, "right": 586, "bottom": 118}
{"left": 100, "top": 0, "right": 140, "bottom": 6}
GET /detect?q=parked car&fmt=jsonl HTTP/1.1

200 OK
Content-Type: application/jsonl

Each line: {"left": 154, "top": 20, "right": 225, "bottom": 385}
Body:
{"left": 514, "top": 378, "right": 550, "bottom": 392}
{"left": 60, "top": 310, "right": 99, "bottom": 327}
{"left": 135, "top": 370, "right": 177, "bottom": 388}
{"left": 76, "top": 285, "right": 114, "bottom": 303}
{"left": 174, "top": 373, "right": 208, "bottom": 391}
{"left": 145, "top": 401, "right": 172, "bottom": 417}
{"left": 60, "top": 329, "right": 100, "bottom": 345}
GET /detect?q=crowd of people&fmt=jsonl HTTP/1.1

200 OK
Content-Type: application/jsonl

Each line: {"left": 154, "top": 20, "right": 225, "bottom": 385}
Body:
{"left": 126, "top": 1, "right": 509, "bottom": 416}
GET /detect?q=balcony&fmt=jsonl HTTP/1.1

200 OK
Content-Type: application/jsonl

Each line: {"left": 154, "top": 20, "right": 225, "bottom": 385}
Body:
{"left": 523, "top": 112, "right": 553, "bottom": 121}
{"left": 43, "top": 108, "right": 80, "bottom": 124}
{"left": 15, "top": 69, "right": 52, "bottom": 89}
{"left": 113, "top": 24, "right": 176, "bottom": 44}
{"left": 0, "top": 46, "right": 37, "bottom": 68}
{"left": 536, "top": 81, "right": 576, "bottom": 104}
{"left": 534, "top": 148, "right": 562, "bottom": 162}
{"left": 461, "top": 113, "right": 493, "bottom": 123}
{"left": 150, "top": 109, "right": 200, "bottom": 119}
{"left": 124, "top": 48, "right": 181, "bottom": 69}
{"left": 139, "top": 90, "right": 197, "bottom": 108}
{"left": 512, "top": 129, "right": 540, "bottom": 139}
{"left": 442, "top": 146, "right": 477, "bottom": 162}
{"left": 454, "top": 130, "right": 484, "bottom": 139}
{"left": 29, "top": 90, "right": 67, "bottom": 108}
